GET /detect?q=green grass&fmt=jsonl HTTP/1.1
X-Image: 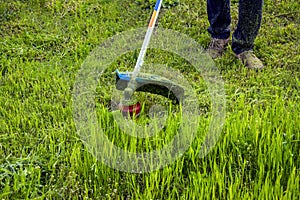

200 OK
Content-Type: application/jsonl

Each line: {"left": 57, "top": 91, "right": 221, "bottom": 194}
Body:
{"left": 1, "top": 0, "right": 299, "bottom": 199}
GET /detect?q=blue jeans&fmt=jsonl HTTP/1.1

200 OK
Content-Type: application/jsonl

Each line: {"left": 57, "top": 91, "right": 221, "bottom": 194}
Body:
{"left": 207, "top": 0, "right": 263, "bottom": 54}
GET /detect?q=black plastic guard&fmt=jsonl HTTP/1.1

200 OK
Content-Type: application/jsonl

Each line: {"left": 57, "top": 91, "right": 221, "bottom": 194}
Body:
{"left": 115, "top": 70, "right": 184, "bottom": 104}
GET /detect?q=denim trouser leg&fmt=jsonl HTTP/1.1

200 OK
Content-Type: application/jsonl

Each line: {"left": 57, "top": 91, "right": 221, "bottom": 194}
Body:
{"left": 207, "top": 0, "right": 263, "bottom": 54}
{"left": 232, "top": 0, "right": 263, "bottom": 54}
{"left": 207, "top": 0, "right": 231, "bottom": 39}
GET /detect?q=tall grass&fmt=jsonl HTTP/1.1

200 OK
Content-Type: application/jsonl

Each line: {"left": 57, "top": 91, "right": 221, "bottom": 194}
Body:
{"left": 0, "top": 0, "right": 299, "bottom": 199}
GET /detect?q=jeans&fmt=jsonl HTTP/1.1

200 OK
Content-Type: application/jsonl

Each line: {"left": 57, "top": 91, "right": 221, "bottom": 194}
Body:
{"left": 207, "top": 0, "right": 263, "bottom": 54}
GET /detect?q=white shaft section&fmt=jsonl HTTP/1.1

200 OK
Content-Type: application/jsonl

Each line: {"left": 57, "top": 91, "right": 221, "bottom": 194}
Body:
{"left": 131, "top": 0, "right": 163, "bottom": 81}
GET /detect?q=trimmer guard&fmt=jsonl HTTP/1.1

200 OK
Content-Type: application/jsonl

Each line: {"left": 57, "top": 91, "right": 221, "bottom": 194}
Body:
{"left": 115, "top": 70, "right": 184, "bottom": 103}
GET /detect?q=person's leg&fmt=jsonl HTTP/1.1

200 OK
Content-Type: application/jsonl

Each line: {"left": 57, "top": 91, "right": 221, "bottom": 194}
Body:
{"left": 232, "top": 0, "right": 263, "bottom": 54}
{"left": 207, "top": 0, "right": 231, "bottom": 39}
{"left": 206, "top": 0, "right": 231, "bottom": 58}
{"left": 232, "top": 0, "right": 264, "bottom": 69}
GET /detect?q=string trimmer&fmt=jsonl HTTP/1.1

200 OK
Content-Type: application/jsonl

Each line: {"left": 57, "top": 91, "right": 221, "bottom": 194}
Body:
{"left": 116, "top": 0, "right": 184, "bottom": 117}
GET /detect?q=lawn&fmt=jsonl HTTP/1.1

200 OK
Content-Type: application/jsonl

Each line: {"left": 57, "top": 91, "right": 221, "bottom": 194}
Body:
{"left": 0, "top": 0, "right": 299, "bottom": 199}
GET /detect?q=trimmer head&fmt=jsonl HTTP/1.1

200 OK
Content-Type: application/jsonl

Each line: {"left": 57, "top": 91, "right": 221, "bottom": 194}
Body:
{"left": 115, "top": 70, "right": 185, "bottom": 104}
{"left": 119, "top": 102, "right": 141, "bottom": 118}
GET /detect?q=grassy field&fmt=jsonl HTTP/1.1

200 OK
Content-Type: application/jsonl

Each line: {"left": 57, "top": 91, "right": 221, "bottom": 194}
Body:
{"left": 1, "top": 0, "right": 299, "bottom": 199}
